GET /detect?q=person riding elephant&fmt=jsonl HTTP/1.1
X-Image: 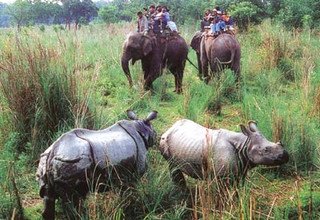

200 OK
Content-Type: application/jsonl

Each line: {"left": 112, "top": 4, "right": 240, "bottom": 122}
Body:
{"left": 190, "top": 32, "right": 241, "bottom": 84}
{"left": 121, "top": 32, "right": 188, "bottom": 93}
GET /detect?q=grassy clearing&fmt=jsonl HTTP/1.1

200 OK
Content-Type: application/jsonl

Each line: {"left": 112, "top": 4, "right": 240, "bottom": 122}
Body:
{"left": 0, "top": 20, "right": 319, "bottom": 219}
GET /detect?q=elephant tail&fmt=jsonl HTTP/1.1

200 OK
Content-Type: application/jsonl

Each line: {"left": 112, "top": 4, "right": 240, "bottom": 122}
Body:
{"left": 215, "top": 49, "right": 235, "bottom": 65}
{"left": 186, "top": 57, "right": 199, "bottom": 70}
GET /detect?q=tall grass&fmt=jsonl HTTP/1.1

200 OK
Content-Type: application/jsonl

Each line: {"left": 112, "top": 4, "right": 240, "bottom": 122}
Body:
{"left": 0, "top": 21, "right": 319, "bottom": 219}
{"left": 0, "top": 31, "right": 96, "bottom": 161}
{"left": 0, "top": 29, "right": 99, "bottom": 218}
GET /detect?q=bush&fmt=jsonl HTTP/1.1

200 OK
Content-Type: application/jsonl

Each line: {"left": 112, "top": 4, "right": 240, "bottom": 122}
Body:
{"left": 39, "top": 25, "right": 45, "bottom": 32}
{"left": 0, "top": 35, "right": 95, "bottom": 162}
{"left": 229, "top": 1, "right": 262, "bottom": 30}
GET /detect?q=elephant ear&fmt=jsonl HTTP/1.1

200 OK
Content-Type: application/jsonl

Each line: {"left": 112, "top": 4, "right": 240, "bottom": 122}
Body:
{"left": 142, "top": 37, "right": 153, "bottom": 56}
{"left": 190, "top": 32, "right": 202, "bottom": 53}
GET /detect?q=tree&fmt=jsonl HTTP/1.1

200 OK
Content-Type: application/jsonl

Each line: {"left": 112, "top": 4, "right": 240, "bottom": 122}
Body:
{"left": 99, "top": 4, "right": 119, "bottom": 24}
{"left": 228, "top": 1, "right": 261, "bottom": 30}
{"left": 276, "top": 0, "right": 314, "bottom": 28}
{"left": 61, "top": 0, "right": 98, "bottom": 29}
{"left": 6, "top": 0, "right": 33, "bottom": 30}
{"left": 0, "top": 3, "right": 10, "bottom": 27}
{"left": 31, "top": 0, "right": 63, "bottom": 25}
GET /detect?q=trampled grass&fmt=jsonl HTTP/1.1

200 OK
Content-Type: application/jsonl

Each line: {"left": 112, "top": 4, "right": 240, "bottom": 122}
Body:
{"left": 0, "top": 20, "right": 319, "bottom": 219}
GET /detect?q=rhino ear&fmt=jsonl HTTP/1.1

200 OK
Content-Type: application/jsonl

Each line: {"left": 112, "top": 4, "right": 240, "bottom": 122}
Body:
{"left": 145, "top": 111, "right": 158, "bottom": 122}
{"left": 127, "top": 110, "right": 138, "bottom": 120}
{"left": 240, "top": 124, "right": 251, "bottom": 136}
{"left": 248, "top": 120, "right": 258, "bottom": 132}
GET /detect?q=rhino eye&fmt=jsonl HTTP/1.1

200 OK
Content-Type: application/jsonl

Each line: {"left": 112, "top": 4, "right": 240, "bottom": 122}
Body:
{"left": 264, "top": 147, "right": 271, "bottom": 152}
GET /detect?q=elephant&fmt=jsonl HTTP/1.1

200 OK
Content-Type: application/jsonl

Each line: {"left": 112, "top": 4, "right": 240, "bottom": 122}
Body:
{"left": 190, "top": 32, "right": 241, "bottom": 83}
{"left": 121, "top": 32, "right": 188, "bottom": 93}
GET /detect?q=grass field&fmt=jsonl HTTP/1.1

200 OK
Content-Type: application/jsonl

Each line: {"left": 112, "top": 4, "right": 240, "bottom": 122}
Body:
{"left": 0, "top": 20, "right": 320, "bottom": 219}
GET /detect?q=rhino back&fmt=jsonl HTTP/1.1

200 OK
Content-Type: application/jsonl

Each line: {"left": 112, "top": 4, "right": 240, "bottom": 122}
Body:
{"left": 161, "top": 119, "right": 239, "bottom": 178}
{"left": 80, "top": 129, "right": 137, "bottom": 169}
{"left": 160, "top": 119, "right": 210, "bottom": 163}
{"left": 49, "top": 131, "right": 93, "bottom": 182}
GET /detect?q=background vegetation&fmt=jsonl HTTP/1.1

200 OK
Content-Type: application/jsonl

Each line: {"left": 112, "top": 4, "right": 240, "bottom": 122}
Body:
{"left": 0, "top": 20, "right": 320, "bottom": 219}
{"left": 0, "top": 0, "right": 320, "bottom": 219}
{"left": 0, "top": 0, "right": 319, "bottom": 30}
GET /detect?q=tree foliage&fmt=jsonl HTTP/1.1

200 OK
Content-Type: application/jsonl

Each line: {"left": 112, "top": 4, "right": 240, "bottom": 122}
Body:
{"left": 6, "top": 0, "right": 32, "bottom": 29}
{"left": 99, "top": 5, "right": 118, "bottom": 24}
{"left": 228, "top": 1, "right": 261, "bottom": 30}
{"left": 276, "top": 0, "right": 315, "bottom": 28}
{"left": 3, "top": 0, "right": 97, "bottom": 29}
{"left": 0, "top": 0, "right": 320, "bottom": 29}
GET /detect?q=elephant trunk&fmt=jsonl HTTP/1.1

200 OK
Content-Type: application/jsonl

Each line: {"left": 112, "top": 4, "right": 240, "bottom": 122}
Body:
{"left": 121, "top": 52, "right": 133, "bottom": 87}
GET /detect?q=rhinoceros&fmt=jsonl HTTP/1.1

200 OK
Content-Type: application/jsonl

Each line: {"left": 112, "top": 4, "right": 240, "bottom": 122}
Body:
{"left": 159, "top": 119, "right": 289, "bottom": 186}
{"left": 36, "top": 110, "right": 157, "bottom": 219}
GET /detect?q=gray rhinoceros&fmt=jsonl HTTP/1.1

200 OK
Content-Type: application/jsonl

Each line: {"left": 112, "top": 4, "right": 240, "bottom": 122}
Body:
{"left": 36, "top": 110, "right": 157, "bottom": 219}
{"left": 159, "top": 119, "right": 289, "bottom": 186}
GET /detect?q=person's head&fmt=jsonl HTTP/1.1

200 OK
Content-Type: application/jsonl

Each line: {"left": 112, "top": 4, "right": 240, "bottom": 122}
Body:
{"left": 156, "top": 5, "right": 162, "bottom": 12}
{"left": 162, "top": 6, "right": 168, "bottom": 12}
{"left": 137, "top": 11, "right": 143, "bottom": 18}
{"left": 213, "top": 9, "right": 217, "bottom": 15}
{"left": 149, "top": 4, "right": 155, "bottom": 13}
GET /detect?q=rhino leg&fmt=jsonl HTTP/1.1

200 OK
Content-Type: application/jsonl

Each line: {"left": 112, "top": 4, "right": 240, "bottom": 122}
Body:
{"left": 170, "top": 164, "right": 186, "bottom": 188}
{"left": 42, "top": 186, "right": 55, "bottom": 220}
{"left": 61, "top": 195, "right": 83, "bottom": 219}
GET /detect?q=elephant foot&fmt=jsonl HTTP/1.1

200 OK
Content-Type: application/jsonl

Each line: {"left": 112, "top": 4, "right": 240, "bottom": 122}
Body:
{"left": 173, "top": 89, "right": 182, "bottom": 94}
{"left": 144, "top": 82, "right": 154, "bottom": 91}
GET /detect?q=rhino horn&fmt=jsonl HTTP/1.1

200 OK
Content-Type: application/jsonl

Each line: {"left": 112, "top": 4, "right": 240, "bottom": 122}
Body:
{"left": 127, "top": 110, "right": 138, "bottom": 120}
{"left": 145, "top": 111, "right": 158, "bottom": 122}
{"left": 248, "top": 120, "right": 258, "bottom": 132}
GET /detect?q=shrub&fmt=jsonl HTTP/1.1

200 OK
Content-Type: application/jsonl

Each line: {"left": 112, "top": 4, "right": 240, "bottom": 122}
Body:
{"left": 0, "top": 35, "right": 95, "bottom": 162}
{"left": 39, "top": 25, "right": 45, "bottom": 32}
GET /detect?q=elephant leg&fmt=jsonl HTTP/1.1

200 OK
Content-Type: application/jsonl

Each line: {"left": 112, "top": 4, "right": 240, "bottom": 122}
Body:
{"left": 196, "top": 53, "right": 203, "bottom": 80}
{"left": 174, "top": 71, "right": 183, "bottom": 94}
{"left": 211, "top": 63, "right": 221, "bottom": 79}
{"left": 202, "top": 59, "right": 210, "bottom": 84}
{"left": 168, "top": 65, "right": 183, "bottom": 94}
{"left": 144, "top": 75, "right": 157, "bottom": 91}
{"left": 200, "top": 50, "right": 210, "bottom": 84}
{"left": 232, "top": 63, "right": 241, "bottom": 85}
{"left": 142, "top": 57, "right": 161, "bottom": 91}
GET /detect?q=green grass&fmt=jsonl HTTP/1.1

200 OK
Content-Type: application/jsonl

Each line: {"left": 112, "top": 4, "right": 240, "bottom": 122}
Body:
{"left": 0, "top": 20, "right": 319, "bottom": 219}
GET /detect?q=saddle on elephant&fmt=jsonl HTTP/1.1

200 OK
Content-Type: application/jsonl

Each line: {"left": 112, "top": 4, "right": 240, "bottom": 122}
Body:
{"left": 202, "top": 25, "right": 235, "bottom": 39}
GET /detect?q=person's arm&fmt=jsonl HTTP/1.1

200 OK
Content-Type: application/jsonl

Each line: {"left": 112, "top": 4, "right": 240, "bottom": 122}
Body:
{"left": 142, "top": 16, "right": 149, "bottom": 33}
{"left": 137, "top": 18, "right": 140, "bottom": 32}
